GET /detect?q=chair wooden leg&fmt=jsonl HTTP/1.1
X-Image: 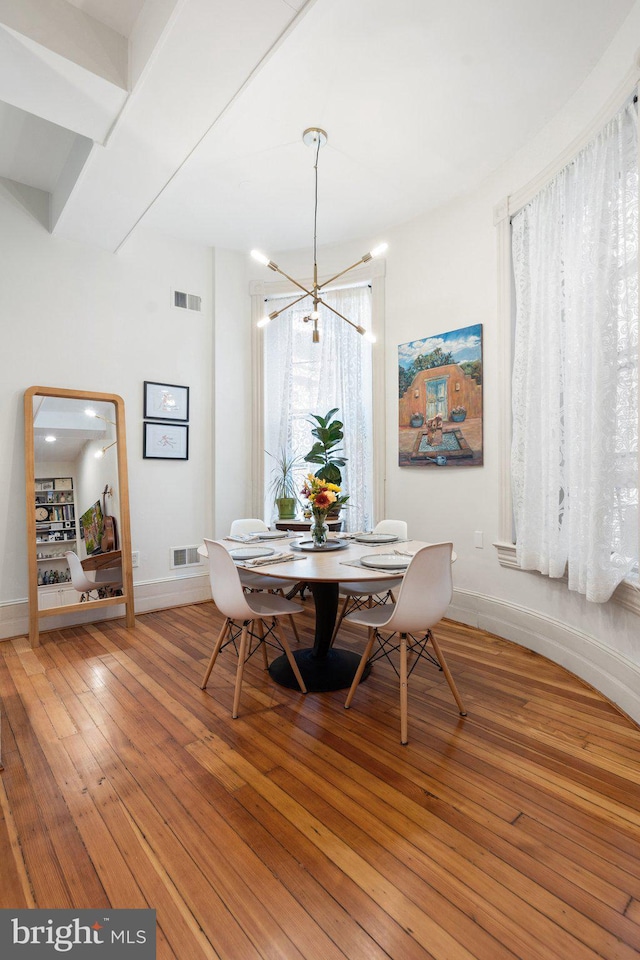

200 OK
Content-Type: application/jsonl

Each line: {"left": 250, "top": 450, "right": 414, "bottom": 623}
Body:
{"left": 330, "top": 594, "right": 351, "bottom": 646}
{"left": 275, "top": 589, "right": 301, "bottom": 643}
{"left": 201, "top": 618, "right": 230, "bottom": 688}
{"left": 272, "top": 620, "right": 307, "bottom": 694}
{"left": 256, "top": 619, "right": 268, "bottom": 669}
{"left": 288, "top": 614, "right": 300, "bottom": 644}
{"left": 345, "top": 627, "right": 376, "bottom": 709}
{"left": 232, "top": 624, "right": 249, "bottom": 719}
{"left": 429, "top": 632, "right": 467, "bottom": 717}
{"left": 400, "top": 632, "right": 408, "bottom": 745}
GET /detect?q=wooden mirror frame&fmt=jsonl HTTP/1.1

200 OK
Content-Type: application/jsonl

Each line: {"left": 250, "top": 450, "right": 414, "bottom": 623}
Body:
{"left": 24, "top": 386, "right": 135, "bottom": 646}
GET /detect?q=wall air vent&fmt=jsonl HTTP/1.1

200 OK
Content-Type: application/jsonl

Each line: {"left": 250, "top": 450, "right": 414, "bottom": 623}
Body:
{"left": 170, "top": 545, "right": 203, "bottom": 569}
{"left": 172, "top": 290, "right": 202, "bottom": 312}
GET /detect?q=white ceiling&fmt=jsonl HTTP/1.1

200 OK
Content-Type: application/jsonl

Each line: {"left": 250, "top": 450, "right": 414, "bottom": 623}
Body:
{"left": 32, "top": 397, "right": 114, "bottom": 463}
{"left": 0, "top": 0, "right": 635, "bottom": 254}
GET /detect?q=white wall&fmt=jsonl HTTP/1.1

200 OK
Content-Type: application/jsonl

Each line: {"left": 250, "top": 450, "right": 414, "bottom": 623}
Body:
{"left": 212, "top": 248, "right": 253, "bottom": 536}
{"left": 0, "top": 180, "right": 225, "bottom": 630}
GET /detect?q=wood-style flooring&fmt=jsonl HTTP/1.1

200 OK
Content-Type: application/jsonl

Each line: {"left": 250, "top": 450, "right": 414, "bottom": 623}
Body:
{"left": 0, "top": 599, "right": 639, "bottom": 959}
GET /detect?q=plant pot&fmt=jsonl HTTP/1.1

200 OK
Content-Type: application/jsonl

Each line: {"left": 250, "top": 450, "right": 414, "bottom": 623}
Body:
{"left": 450, "top": 412, "right": 466, "bottom": 422}
{"left": 410, "top": 415, "right": 424, "bottom": 428}
{"left": 276, "top": 497, "right": 297, "bottom": 520}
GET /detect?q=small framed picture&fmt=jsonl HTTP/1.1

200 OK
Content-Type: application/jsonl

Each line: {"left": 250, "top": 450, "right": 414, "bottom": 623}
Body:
{"left": 144, "top": 381, "right": 189, "bottom": 421}
{"left": 143, "top": 422, "right": 189, "bottom": 460}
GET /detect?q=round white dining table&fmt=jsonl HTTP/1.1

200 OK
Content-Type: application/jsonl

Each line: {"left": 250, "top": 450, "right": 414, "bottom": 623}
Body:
{"left": 200, "top": 535, "right": 446, "bottom": 692}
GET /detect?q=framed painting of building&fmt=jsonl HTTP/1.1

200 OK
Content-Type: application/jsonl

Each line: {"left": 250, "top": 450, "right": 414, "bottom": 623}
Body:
{"left": 398, "top": 324, "right": 483, "bottom": 467}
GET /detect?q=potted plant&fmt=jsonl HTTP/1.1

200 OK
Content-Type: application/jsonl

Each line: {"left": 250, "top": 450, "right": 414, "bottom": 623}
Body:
{"left": 266, "top": 448, "right": 301, "bottom": 520}
{"left": 410, "top": 410, "right": 424, "bottom": 427}
{"left": 450, "top": 405, "right": 467, "bottom": 422}
{"left": 304, "top": 408, "right": 349, "bottom": 514}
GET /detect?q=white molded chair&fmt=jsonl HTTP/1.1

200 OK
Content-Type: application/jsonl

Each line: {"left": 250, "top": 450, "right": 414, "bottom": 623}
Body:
{"left": 65, "top": 551, "right": 122, "bottom": 601}
{"left": 331, "top": 519, "right": 409, "bottom": 644}
{"left": 201, "top": 539, "right": 306, "bottom": 717}
{"left": 229, "top": 518, "right": 269, "bottom": 537}
{"left": 344, "top": 542, "right": 466, "bottom": 744}
{"left": 230, "top": 518, "right": 300, "bottom": 642}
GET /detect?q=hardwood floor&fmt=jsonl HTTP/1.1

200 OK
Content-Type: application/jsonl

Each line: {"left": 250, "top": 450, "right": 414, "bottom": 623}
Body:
{"left": 1, "top": 599, "right": 639, "bottom": 959}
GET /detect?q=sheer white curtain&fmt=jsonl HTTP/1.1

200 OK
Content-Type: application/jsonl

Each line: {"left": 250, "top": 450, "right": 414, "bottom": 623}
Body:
{"left": 511, "top": 95, "right": 638, "bottom": 602}
{"left": 263, "top": 284, "right": 373, "bottom": 531}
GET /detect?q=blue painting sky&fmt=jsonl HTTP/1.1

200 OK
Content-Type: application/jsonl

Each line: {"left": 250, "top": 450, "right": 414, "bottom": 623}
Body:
{"left": 398, "top": 324, "right": 482, "bottom": 370}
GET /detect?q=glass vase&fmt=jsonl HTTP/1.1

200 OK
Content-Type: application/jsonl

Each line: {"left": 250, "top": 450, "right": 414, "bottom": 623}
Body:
{"left": 311, "top": 508, "right": 329, "bottom": 547}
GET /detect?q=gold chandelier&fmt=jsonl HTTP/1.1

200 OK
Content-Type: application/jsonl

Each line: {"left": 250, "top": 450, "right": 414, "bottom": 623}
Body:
{"left": 252, "top": 127, "right": 386, "bottom": 342}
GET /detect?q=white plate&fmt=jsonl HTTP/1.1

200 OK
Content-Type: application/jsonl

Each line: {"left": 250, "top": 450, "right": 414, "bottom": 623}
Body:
{"left": 360, "top": 553, "right": 410, "bottom": 569}
{"left": 252, "top": 530, "right": 289, "bottom": 539}
{"left": 355, "top": 533, "right": 399, "bottom": 544}
{"left": 229, "top": 546, "right": 275, "bottom": 560}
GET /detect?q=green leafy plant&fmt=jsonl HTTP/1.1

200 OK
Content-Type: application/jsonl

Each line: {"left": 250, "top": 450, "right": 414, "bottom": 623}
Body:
{"left": 304, "top": 408, "right": 346, "bottom": 484}
{"left": 266, "top": 448, "right": 302, "bottom": 504}
{"left": 304, "top": 409, "right": 350, "bottom": 509}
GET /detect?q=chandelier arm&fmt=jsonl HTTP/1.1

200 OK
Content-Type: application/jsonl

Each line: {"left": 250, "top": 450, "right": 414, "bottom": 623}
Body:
{"left": 315, "top": 296, "right": 365, "bottom": 334}
{"left": 316, "top": 257, "right": 368, "bottom": 291}
{"left": 270, "top": 292, "right": 312, "bottom": 318}
{"left": 269, "top": 263, "right": 316, "bottom": 299}
{"left": 88, "top": 412, "right": 117, "bottom": 426}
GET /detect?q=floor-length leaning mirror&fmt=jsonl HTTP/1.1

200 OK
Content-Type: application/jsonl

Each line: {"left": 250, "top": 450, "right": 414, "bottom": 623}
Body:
{"left": 24, "top": 386, "right": 135, "bottom": 646}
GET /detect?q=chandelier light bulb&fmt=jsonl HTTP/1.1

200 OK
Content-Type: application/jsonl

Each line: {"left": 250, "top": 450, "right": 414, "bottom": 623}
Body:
{"left": 85, "top": 408, "right": 116, "bottom": 426}
{"left": 95, "top": 439, "right": 117, "bottom": 459}
{"left": 363, "top": 330, "right": 377, "bottom": 343}
{"left": 258, "top": 309, "right": 280, "bottom": 328}
{"left": 370, "top": 242, "right": 388, "bottom": 258}
{"left": 251, "top": 250, "right": 270, "bottom": 266}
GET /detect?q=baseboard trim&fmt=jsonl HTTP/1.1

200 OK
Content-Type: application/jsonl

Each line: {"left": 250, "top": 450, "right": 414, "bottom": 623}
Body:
{"left": 0, "top": 575, "right": 211, "bottom": 642}
{"left": 449, "top": 588, "right": 640, "bottom": 725}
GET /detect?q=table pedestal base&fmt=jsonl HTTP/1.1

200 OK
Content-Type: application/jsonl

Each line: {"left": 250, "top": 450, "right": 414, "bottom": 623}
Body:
{"left": 269, "top": 648, "right": 371, "bottom": 693}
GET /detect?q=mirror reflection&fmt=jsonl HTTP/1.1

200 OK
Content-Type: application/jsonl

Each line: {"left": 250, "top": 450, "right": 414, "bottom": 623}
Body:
{"left": 32, "top": 396, "right": 121, "bottom": 607}
{"left": 25, "top": 386, "right": 135, "bottom": 647}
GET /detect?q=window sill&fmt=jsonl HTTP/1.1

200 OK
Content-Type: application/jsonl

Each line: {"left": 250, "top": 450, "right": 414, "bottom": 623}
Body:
{"left": 493, "top": 541, "right": 640, "bottom": 615}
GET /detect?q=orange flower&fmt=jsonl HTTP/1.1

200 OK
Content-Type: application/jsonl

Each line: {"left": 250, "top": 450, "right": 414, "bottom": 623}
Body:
{"left": 313, "top": 490, "right": 336, "bottom": 509}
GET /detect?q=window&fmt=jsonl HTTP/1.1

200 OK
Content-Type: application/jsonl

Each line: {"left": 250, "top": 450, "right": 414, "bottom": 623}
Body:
{"left": 262, "top": 284, "right": 374, "bottom": 531}
{"left": 509, "top": 95, "right": 638, "bottom": 602}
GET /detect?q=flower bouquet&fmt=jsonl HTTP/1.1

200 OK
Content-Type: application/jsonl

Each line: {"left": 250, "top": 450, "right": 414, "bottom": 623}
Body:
{"left": 300, "top": 474, "right": 341, "bottom": 547}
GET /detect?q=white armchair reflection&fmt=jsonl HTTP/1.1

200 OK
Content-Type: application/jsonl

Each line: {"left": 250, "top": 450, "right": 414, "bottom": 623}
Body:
{"left": 65, "top": 551, "right": 123, "bottom": 602}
